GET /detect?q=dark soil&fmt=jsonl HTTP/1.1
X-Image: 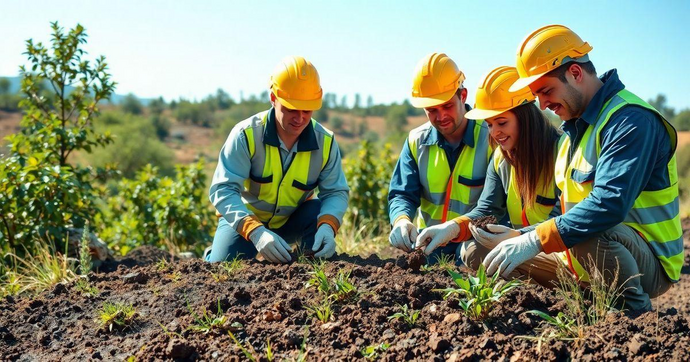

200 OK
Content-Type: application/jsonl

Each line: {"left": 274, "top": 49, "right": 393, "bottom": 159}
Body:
{"left": 1, "top": 221, "right": 690, "bottom": 361}
{"left": 471, "top": 215, "right": 498, "bottom": 232}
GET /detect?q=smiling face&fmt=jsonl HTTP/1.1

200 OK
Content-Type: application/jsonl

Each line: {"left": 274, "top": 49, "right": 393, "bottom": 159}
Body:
{"left": 271, "top": 92, "right": 313, "bottom": 143}
{"left": 528, "top": 66, "right": 586, "bottom": 121}
{"left": 486, "top": 110, "right": 519, "bottom": 152}
{"left": 423, "top": 88, "right": 468, "bottom": 143}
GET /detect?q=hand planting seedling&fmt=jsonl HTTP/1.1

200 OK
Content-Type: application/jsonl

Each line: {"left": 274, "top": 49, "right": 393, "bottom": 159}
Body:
{"left": 435, "top": 264, "right": 521, "bottom": 320}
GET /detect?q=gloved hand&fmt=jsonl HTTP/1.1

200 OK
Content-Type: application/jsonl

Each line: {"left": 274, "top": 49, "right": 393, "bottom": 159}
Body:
{"left": 249, "top": 227, "right": 292, "bottom": 264}
{"left": 312, "top": 224, "right": 336, "bottom": 259}
{"left": 483, "top": 230, "right": 542, "bottom": 278}
{"left": 415, "top": 221, "right": 460, "bottom": 256}
{"left": 389, "top": 218, "right": 418, "bottom": 252}
{"left": 469, "top": 223, "right": 520, "bottom": 250}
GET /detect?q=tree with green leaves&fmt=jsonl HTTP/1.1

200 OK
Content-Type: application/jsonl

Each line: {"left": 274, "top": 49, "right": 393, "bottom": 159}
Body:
{"left": 0, "top": 22, "right": 115, "bottom": 253}
{"left": 121, "top": 93, "right": 143, "bottom": 115}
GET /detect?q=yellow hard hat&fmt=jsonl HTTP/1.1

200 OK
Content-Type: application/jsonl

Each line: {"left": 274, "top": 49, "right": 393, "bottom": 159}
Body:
{"left": 270, "top": 56, "right": 323, "bottom": 111}
{"left": 509, "top": 25, "right": 593, "bottom": 92}
{"left": 411, "top": 53, "right": 466, "bottom": 108}
{"left": 465, "top": 66, "right": 535, "bottom": 120}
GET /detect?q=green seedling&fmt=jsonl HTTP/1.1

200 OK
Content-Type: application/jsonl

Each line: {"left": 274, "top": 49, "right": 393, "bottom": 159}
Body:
{"left": 228, "top": 331, "right": 258, "bottom": 362}
{"left": 97, "top": 302, "right": 137, "bottom": 331}
{"left": 361, "top": 342, "right": 390, "bottom": 359}
{"left": 155, "top": 258, "right": 170, "bottom": 272}
{"left": 526, "top": 310, "right": 580, "bottom": 340}
{"left": 433, "top": 253, "right": 455, "bottom": 271}
{"left": 331, "top": 270, "right": 357, "bottom": 301}
{"left": 265, "top": 339, "right": 275, "bottom": 361}
{"left": 305, "top": 265, "right": 331, "bottom": 295}
{"left": 157, "top": 321, "right": 184, "bottom": 339}
{"left": 75, "top": 278, "right": 99, "bottom": 296}
{"left": 434, "top": 264, "right": 521, "bottom": 320}
{"left": 167, "top": 271, "right": 182, "bottom": 282}
{"left": 388, "top": 304, "right": 420, "bottom": 326}
{"left": 79, "top": 221, "right": 92, "bottom": 277}
{"left": 187, "top": 299, "right": 227, "bottom": 334}
{"left": 306, "top": 298, "right": 333, "bottom": 323}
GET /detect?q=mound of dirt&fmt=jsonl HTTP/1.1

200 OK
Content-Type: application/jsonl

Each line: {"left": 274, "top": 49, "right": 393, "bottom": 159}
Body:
{"left": 1, "top": 232, "right": 689, "bottom": 360}
{"left": 471, "top": 215, "right": 498, "bottom": 232}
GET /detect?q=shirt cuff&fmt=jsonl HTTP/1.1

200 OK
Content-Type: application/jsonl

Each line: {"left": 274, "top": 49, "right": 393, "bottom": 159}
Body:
{"left": 450, "top": 215, "right": 471, "bottom": 243}
{"left": 318, "top": 214, "right": 340, "bottom": 234}
{"left": 392, "top": 214, "right": 412, "bottom": 226}
{"left": 238, "top": 215, "right": 264, "bottom": 241}
{"left": 535, "top": 218, "right": 567, "bottom": 254}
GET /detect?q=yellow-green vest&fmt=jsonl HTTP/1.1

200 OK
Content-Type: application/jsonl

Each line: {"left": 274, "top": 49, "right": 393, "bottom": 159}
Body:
{"left": 493, "top": 139, "right": 589, "bottom": 282}
{"left": 408, "top": 120, "right": 493, "bottom": 228}
{"left": 554, "top": 89, "right": 682, "bottom": 282}
{"left": 243, "top": 111, "right": 334, "bottom": 229}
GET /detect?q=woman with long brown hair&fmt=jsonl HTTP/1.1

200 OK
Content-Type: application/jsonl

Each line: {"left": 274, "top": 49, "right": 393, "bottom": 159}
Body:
{"left": 416, "top": 66, "right": 588, "bottom": 286}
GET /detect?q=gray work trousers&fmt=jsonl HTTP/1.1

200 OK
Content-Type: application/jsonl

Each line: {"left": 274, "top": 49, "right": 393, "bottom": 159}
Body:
{"left": 460, "top": 224, "right": 673, "bottom": 311}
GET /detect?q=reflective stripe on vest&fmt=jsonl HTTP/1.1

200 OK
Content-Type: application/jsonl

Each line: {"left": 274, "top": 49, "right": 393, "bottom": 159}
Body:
{"left": 554, "top": 89, "right": 682, "bottom": 282}
{"left": 493, "top": 141, "right": 589, "bottom": 282}
{"left": 242, "top": 111, "right": 333, "bottom": 229}
{"left": 409, "top": 120, "right": 493, "bottom": 228}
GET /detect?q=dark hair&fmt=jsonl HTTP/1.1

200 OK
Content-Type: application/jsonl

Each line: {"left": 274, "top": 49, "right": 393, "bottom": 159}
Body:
{"left": 546, "top": 60, "right": 597, "bottom": 83}
{"left": 492, "top": 102, "right": 561, "bottom": 208}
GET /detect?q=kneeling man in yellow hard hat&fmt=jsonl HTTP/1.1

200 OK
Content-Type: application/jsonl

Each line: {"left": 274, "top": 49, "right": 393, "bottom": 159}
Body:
{"left": 206, "top": 56, "right": 349, "bottom": 264}
{"left": 481, "top": 25, "right": 680, "bottom": 311}
{"left": 388, "top": 53, "right": 493, "bottom": 263}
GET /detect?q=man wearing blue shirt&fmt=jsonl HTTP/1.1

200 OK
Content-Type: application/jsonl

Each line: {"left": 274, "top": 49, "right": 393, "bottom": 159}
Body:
{"left": 388, "top": 53, "right": 493, "bottom": 261}
{"left": 484, "top": 25, "right": 680, "bottom": 310}
{"left": 206, "top": 56, "right": 349, "bottom": 264}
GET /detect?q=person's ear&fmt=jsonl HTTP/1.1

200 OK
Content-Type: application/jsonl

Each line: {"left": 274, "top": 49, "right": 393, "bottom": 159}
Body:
{"left": 568, "top": 64, "right": 584, "bottom": 84}
{"left": 269, "top": 91, "right": 276, "bottom": 106}
{"left": 460, "top": 87, "right": 468, "bottom": 103}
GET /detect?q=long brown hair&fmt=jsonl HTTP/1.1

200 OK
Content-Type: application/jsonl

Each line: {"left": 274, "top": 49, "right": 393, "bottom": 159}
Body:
{"left": 489, "top": 103, "right": 561, "bottom": 209}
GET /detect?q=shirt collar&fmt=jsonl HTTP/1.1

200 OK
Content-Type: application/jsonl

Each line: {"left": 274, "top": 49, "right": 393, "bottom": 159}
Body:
{"left": 579, "top": 69, "right": 626, "bottom": 125}
{"left": 263, "top": 108, "right": 319, "bottom": 151}
{"left": 421, "top": 103, "right": 476, "bottom": 148}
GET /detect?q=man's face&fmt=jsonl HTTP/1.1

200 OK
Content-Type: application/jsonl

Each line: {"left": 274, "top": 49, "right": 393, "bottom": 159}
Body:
{"left": 423, "top": 89, "right": 466, "bottom": 139}
{"left": 272, "top": 95, "right": 313, "bottom": 140}
{"left": 529, "top": 72, "right": 585, "bottom": 121}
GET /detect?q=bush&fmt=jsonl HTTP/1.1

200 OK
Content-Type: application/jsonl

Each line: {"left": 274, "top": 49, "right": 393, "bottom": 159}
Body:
{"left": 97, "top": 160, "right": 215, "bottom": 255}
{"left": 343, "top": 141, "right": 396, "bottom": 221}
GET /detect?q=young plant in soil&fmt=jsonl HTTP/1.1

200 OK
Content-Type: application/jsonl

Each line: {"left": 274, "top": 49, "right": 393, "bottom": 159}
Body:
{"left": 361, "top": 342, "right": 390, "bottom": 359}
{"left": 187, "top": 299, "right": 227, "bottom": 334}
{"left": 305, "top": 263, "right": 358, "bottom": 302}
{"left": 97, "top": 302, "right": 137, "bottom": 332}
{"left": 211, "top": 256, "right": 245, "bottom": 282}
{"left": 388, "top": 304, "right": 421, "bottom": 326}
{"left": 306, "top": 297, "right": 334, "bottom": 323}
{"left": 435, "top": 264, "right": 521, "bottom": 320}
{"left": 155, "top": 258, "right": 170, "bottom": 272}
{"left": 228, "top": 331, "right": 258, "bottom": 361}
{"left": 433, "top": 253, "right": 455, "bottom": 271}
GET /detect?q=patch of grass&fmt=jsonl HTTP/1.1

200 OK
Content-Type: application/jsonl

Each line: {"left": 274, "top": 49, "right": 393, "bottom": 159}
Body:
{"left": 157, "top": 321, "right": 183, "bottom": 339}
{"left": 434, "top": 264, "right": 521, "bottom": 320}
{"left": 305, "top": 263, "right": 358, "bottom": 302}
{"left": 211, "top": 256, "right": 245, "bottom": 282}
{"left": 79, "top": 221, "right": 92, "bottom": 277}
{"left": 74, "top": 278, "right": 99, "bottom": 296}
{"left": 187, "top": 299, "right": 227, "bottom": 334}
{"left": 335, "top": 212, "right": 390, "bottom": 258}
{"left": 2, "top": 239, "right": 78, "bottom": 296}
{"left": 388, "top": 304, "right": 420, "bottom": 326}
{"left": 97, "top": 302, "right": 137, "bottom": 332}
{"left": 155, "top": 258, "right": 170, "bottom": 272}
{"left": 167, "top": 271, "right": 182, "bottom": 282}
{"left": 433, "top": 253, "right": 455, "bottom": 271}
{"left": 361, "top": 342, "right": 390, "bottom": 359}
{"left": 306, "top": 298, "right": 333, "bottom": 323}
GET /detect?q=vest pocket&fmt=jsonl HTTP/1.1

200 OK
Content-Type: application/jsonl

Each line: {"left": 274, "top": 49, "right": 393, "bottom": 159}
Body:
{"left": 292, "top": 179, "right": 318, "bottom": 192}
{"left": 570, "top": 169, "right": 595, "bottom": 184}
{"left": 249, "top": 173, "right": 273, "bottom": 184}
{"left": 457, "top": 175, "right": 485, "bottom": 188}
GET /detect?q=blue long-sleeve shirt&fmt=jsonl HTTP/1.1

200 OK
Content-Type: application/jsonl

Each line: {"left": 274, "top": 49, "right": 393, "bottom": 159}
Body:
{"left": 552, "top": 69, "right": 674, "bottom": 248}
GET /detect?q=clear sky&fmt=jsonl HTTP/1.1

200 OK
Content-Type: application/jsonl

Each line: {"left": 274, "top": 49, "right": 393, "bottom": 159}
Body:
{"left": 1, "top": 0, "right": 689, "bottom": 110}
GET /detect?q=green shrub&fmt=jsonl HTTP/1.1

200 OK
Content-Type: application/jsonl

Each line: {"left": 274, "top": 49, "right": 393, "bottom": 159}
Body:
{"left": 343, "top": 141, "right": 396, "bottom": 221}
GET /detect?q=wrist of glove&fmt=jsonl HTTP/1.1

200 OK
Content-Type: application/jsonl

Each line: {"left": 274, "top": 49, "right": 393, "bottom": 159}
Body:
{"left": 414, "top": 220, "right": 461, "bottom": 256}
{"left": 482, "top": 230, "right": 542, "bottom": 278}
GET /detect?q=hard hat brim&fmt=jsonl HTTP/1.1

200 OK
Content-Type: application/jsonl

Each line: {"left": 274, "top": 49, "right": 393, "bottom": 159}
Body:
{"left": 508, "top": 73, "right": 544, "bottom": 93}
{"left": 275, "top": 96, "right": 322, "bottom": 111}
{"left": 410, "top": 88, "right": 457, "bottom": 108}
{"left": 465, "top": 108, "right": 507, "bottom": 120}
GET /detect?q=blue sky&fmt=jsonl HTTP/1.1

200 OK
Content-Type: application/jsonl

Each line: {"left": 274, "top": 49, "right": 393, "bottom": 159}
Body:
{"left": 1, "top": 0, "right": 689, "bottom": 110}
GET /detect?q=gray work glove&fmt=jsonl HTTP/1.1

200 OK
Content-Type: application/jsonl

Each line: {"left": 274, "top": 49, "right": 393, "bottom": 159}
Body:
{"left": 469, "top": 223, "right": 520, "bottom": 250}
{"left": 312, "top": 224, "right": 336, "bottom": 259}
{"left": 389, "top": 218, "right": 418, "bottom": 252}
{"left": 249, "top": 227, "right": 292, "bottom": 264}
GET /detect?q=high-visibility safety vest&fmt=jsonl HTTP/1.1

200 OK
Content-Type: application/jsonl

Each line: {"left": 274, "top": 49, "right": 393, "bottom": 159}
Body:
{"left": 242, "top": 111, "right": 334, "bottom": 229}
{"left": 408, "top": 119, "right": 493, "bottom": 228}
{"left": 555, "top": 89, "right": 682, "bottom": 282}
{"left": 494, "top": 140, "right": 589, "bottom": 282}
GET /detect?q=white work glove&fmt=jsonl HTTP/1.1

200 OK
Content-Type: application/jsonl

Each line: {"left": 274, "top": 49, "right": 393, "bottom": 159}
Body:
{"left": 415, "top": 221, "right": 460, "bottom": 256}
{"left": 483, "top": 230, "right": 542, "bottom": 279}
{"left": 249, "top": 227, "right": 292, "bottom": 264}
{"left": 312, "top": 225, "right": 336, "bottom": 259}
{"left": 469, "top": 224, "right": 520, "bottom": 250}
{"left": 389, "top": 218, "right": 418, "bottom": 252}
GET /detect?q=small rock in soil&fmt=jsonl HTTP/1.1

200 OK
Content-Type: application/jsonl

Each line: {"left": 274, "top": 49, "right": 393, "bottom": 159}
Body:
{"left": 471, "top": 215, "right": 498, "bottom": 232}
{"left": 166, "top": 338, "right": 194, "bottom": 358}
{"left": 282, "top": 329, "right": 301, "bottom": 346}
{"left": 382, "top": 328, "right": 395, "bottom": 340}
{"left": 443, "top": 313, "right": 462, "bottom": 324}
{"left": 121, "top": 272, "right": 148, "bottom": 284}
{"left": 427, "top": 335, "right": 450, "bottom": 352}
{"left": 628, "top": 333, "right": 651, "bottom": 354}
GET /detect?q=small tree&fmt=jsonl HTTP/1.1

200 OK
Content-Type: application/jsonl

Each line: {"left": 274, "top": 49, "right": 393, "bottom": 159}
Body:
{"left": 121, "top": 93, "right": 143, "bottom": 115}
{"left": 0, "top": 22, "right": 115, "bottom": 253}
